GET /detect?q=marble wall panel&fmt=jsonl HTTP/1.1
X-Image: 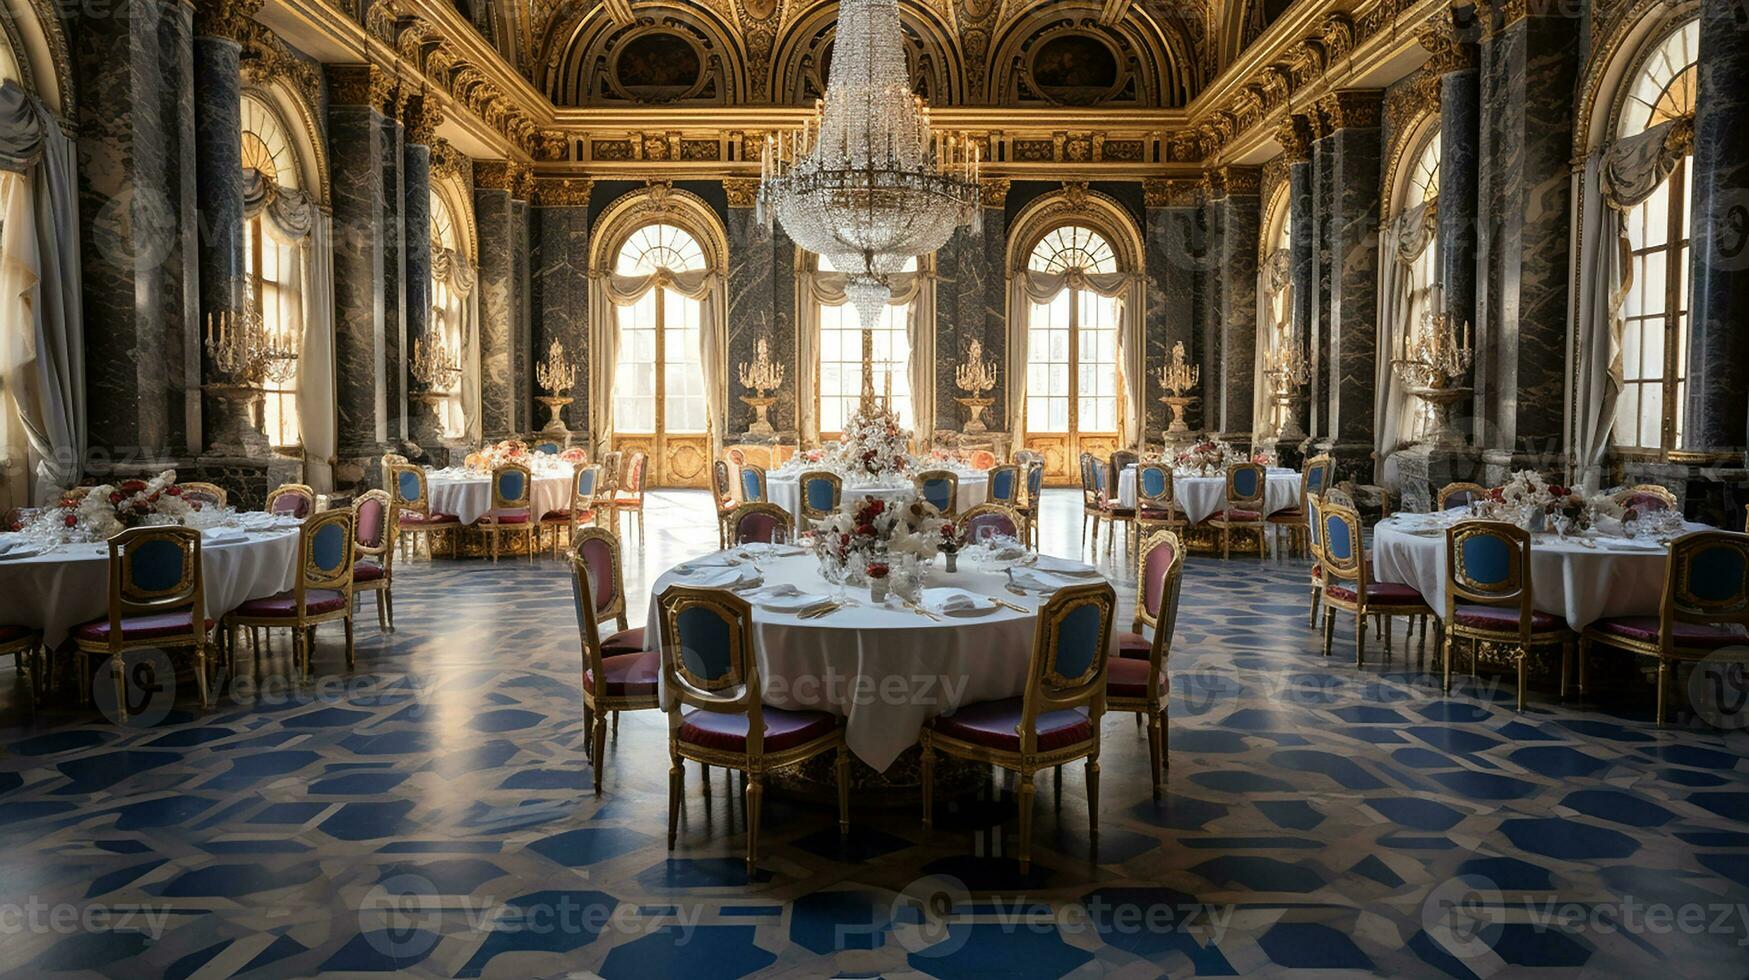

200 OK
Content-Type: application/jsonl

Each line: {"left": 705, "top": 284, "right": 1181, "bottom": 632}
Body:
{"left": 531, "top": 204, "right": 591, "bottom": 436}
{"left": 1217, "top": 192, "right": 1261, "bottom": 441}
{"left": 326, "top": 105, "right": 389, "bottom": 455}
{"left": 474, "top": 187, "right": 514, "bottom": 439}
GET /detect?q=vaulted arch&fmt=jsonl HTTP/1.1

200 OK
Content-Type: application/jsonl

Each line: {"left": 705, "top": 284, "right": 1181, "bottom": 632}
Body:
{"left": 541, "top": 0, "right": 748, "bottom": 106}
{"left": 772, "top": 0, "right": 965, "bottom": 105}
{"left": 987, "top": 0, "right": 1194, "bottom": 107}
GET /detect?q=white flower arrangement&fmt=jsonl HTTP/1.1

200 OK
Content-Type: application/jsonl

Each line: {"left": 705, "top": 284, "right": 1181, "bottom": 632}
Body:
{"left": 32, "top": 470, "right": 195, "bottom": 542}
{"left": 812, "top": 494, "right": 947, "bottom": 583}
{"left": 834, "top": 402, "right": 914, "bottom": 478}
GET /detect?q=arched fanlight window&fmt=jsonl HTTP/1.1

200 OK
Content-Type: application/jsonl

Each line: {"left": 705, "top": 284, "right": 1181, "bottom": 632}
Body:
{"left": 1024, "top": 225, "right": 1121, "bottom": 438}
{"left": 817, "top": 253, "right": 918, "bottom": 433}
{"left": 240, "top": 93, "right": 303, "bottom": 449}
{"left": 1613, "top": 18, "right": 1698, "bottom": 452}
{"left": 613, "top": 222, "right": 709, "bottom": 439}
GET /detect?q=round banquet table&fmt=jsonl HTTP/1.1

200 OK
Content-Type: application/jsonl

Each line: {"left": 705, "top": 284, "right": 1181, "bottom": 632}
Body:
{"left": 425, "top": 466, "right": 573, "bottom": 524}
{"left": 643, "top": 548, "right": 1118, "bottom": 771}
{"left": 1370, "top": 515, "right": 1698, "bottom": 631}
{"left": 0, "top": 527, "right": 302, "bottom": 648}
{"left": 766, "top": 470, "right": 989, "bottom": 524}
{"left": 1116, "top": 465, "right": 1302, "bottom": 523}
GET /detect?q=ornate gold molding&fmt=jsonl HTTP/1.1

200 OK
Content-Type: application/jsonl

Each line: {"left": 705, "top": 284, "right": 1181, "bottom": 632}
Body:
{"left": 1220, "top": 165, "right": 1262, "bottom": 197}
{"left": 1201, "top": 168, "right": 1225, "bottom": 200}
{"left": 406, "top": 99, "right": 442, "bottom": 146}
{"left": 535, "top": 176, "right": 593, "bottom": 207}
{"left": 1320, "top": 90, "right": 1383, "bottom": 130}
{"left": 1275, "top": 114, "right": 1312, "bottom": 164}
{"left": 430, "top": 137, "right": 465, "bottom": 183}
{"left": 512, "top": 164, "right": 537, "bottom": 201}
{"left": 722, "top": 177, "right": 760, "bottom": 208}
{"left": 474, "top": 160, "right": 516, "bottom": 192}
{"left": 980, "top": 177, "right": 1011, "bottom": 208}
{"left": 1142, "top": 177, "right": 1171, "bottom": 207}
{"left": 1164, "top": 177, "right": 1202, "bottom": 208}
{"left": 194, "top": 0, "right": 262, "bottom": 43}
{"left": 327, "top": 64, "right": 397, "bottom": 112}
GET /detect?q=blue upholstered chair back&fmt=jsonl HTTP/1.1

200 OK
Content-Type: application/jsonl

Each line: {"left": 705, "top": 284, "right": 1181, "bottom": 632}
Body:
{"left": 914, "top": 470, "right": 957, "bottom": 514}
{"left": 739, "top": 464, "right": 767, "bottom": 503}
{"left": 1445, "top": 521, "right": 1531, "bottom": 621}
{"left": 1307, "top": 492, "right": 1325, "bottom": 560}
{"left": 658, "top": 586, "right": 754, "bottom": 699}
{"left": 1029, "top": 581, "right": 1116, "bottom": 715}
{"left": 800, "top": 471, "right": 841, "bottom": 516}
{"left": 573, "top": 464, "right": 599, "bottom": 501}
{"left": 712, "top": 459, "right": 732, "bottom": 500}
{"left": 391, "top": 466, "right": 428, "bottom": 510}
{"left": 114, "top": 526, "right": 200, "bottom": 607}
{"left": 492, "top": 464, "right": 532, "bottom": 511}
{"left": 1228, "top": 463, "right": 1265, "bottom": 505}
{"left": 1026, "top": 461, "right": 1045, "bottom": 500}
{"left": 1668, "top": 531, "right": 1749, "bottom": 620}
{"left": 1319, "top": 505, "right": 1364, "bottom": 581}
{"left": 1305, "top": 456, "right": 1334, "bottom": 495}
{"left": 535, "top": 442, "right": 560, "bottom": 455}
{"left": 1138, "top": 463, "right": 1173, "bottom": 508}
{"left": 987, "top": 464, "right": 1020, "bottom": 505}
{"left": 300, "top": 509, "right": 355, "bottom": 592}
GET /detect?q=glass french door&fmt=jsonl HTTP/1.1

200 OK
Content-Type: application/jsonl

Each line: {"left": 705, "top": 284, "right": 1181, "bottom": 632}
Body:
{"left": 1022, "top": 225, "right": 1122, "bottom": 483}
{"left": 611, "top": 224, "right": 711, "bottom": 487}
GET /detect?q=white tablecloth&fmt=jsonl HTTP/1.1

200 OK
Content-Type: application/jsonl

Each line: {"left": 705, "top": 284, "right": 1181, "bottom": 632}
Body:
{"left": 0, "top": 529, "right": 301, "bottom": 647}
{"left": 1371, "top": 516, "right": 1685, "bottom": 630}
{"left": 645, "top": 549, "right": 1115, "bottom": 770}
{"left": 426, "top": 468, "right": 573, "bottom": 524}
{"left": 1117, "top": 465, "right": 1302, "bottom": 523}
{"left": 768, "top": 471, "right": 989, "bottom": 524}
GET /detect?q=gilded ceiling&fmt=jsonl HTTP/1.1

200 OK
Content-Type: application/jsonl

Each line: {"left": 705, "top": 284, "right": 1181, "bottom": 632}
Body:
{"left": 442, "top": 0, "right": 1306, "bottom": 108}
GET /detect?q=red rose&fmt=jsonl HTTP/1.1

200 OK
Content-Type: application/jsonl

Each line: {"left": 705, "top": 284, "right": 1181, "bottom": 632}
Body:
{"left": 109, "top": 492, "right": 123, "bottom": 504}
{"left": 63, "top": 514, "right": 77, "bottom": 527}
{"left": 867, "top": 562, "right": 889, "bottom": 578}
{"left": 166, "top": 486, "right": 182, "bottom": 496}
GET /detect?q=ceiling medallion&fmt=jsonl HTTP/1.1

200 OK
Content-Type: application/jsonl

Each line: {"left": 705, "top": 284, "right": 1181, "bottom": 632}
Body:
{"left": 756, "top": 0, "right": 980, "bottom": 331}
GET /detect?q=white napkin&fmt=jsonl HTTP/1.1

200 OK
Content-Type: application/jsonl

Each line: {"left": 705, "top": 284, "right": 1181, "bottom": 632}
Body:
{"left": 924, "top": 587, "right": 993, "bottom": 615}
{"left": 1008, "top": 568, "right": 1084, "bottom": 593}
{"left": 751, "top": 584, "right": 832, "bottom": 612}
{"left": 674, "top": 554, "right": 740, "bottom": 574}
{"left": 1023, "top": 554, "right": 1102, "bottom": 578}
{"left": 735, "top": 542, "right": 806, "bottom": 559}
{"left": 201, "top": 527, "right": 247, "bottom": 544}
{"left": 1601, "top": 537, "right": 1667, "bottom": 552}
{"left": 675, "top": 564, "right": 762, "bottom": 590}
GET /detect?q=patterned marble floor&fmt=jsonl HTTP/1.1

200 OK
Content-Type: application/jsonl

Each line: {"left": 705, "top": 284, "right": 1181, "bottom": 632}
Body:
{"left": 1, "top": 489, "right": 1747, "bottom": 979}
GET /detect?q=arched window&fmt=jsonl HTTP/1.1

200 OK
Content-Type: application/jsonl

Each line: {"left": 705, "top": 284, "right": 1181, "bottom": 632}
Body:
{"left": 1258, "top": 187, "right": 1295, "bottom": 438}
{"left": 817, "top": 253, "right": 917, "bottom": 434}
{"left": 1613, "top": 18, "right": 1698, "bottom": 452}
{"left": 1025, "top": 225, "right": 1120, "bottom": 439}
{"left": 241, "top": 93, "right": 302, "bottom": 449}
{"left": 429, "top": 189, "right": 467, "bottom": 438}
{"left": 613, "top": 223, "right": 708, "bottom": 438}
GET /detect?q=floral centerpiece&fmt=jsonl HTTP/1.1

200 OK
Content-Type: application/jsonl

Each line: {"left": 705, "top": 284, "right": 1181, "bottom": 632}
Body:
{"left": 813, "top": 495, "right": 947, "bottom": 584}
{"left": 1251, "top": 449, "right": 1278, "bottom": 468}
{"left": 23, "top": 470, "right": 197, "bottom": 542}
{"left": 938, "top": 519, "right": 963, "bottom": 571}
{"left": 1176, "top": 440, "right": 1226, "bottom": 476}
{"left": 558, "top": 447, "right": 588, "bottom": 464}
{"left": 475, "top": 438, "right": 531, "bottom": 471}
{"left": 798, "top": 447, "right": 828, "bottom": 465}
{"left": 1479, "top": 471, "right": 1623, "bottom": 532}
{"left": 834, "top": 401, "right": 913, "bottom": 478}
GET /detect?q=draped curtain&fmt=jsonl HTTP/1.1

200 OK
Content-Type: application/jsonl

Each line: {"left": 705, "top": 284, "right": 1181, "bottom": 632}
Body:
{"left": 0, "top": 80, "right": 83, "bottom": 505}
{"left": 1005, "top": 269, "right": 1141, "bottom": 448}
{"left": 432, "top": 247, "right": 478, "bottom": 442}
{"left": 243, "top": 172, "right": 336, "bottom": 490}
{"left": 798, "top": 268, "right": 928, "bottom": 442}
{"left": 588, "top": 267, "right": 722, "bottom": 454}
{"left": 1255, "top": 249, "right": 1292, "bottom": 439}
{"left": 1374, "top": 199, "right": 1437, "bottom": 483}
{"left": 1570, "top": 117, "right": 1691, "bottom": 488}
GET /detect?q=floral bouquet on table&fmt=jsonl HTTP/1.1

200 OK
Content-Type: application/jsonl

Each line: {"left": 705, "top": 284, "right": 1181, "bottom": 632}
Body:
{"left": 798, "top": 447, "right": 828, "bottom": 465}
{"left": 475, "top": 439, "right": 530, "bottom": 472}
{"left": 835, "top": 402, "right": 914, "bottom": 479}
{"left": 813, "top": 495, "right": 947, "bottom": 583}
{"left": 1251, "top": 449, "right": 1278, "bottom": 468}
{"left": 30, "top": 470, "right": 195, "bottom": 542}
{"left": 1176, "top": 440, "right": 1226, "bottom": 476}
{"left": 558, "top": 447, "right": 588, "bottom": 464}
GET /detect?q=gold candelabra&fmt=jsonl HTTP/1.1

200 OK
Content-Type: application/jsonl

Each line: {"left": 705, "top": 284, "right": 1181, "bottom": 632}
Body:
{"left": 1391, "top": 310, "right": 1474, "bottom": 450}
{"left": 410, "top": 329, "right": 461, "bottom": 393}
{"left": 737, "top": 337, "right": 785, "bottom": 437}
{"left": 536, "top": 339, "right": 578, "bottom": 439}
{"left": 1157, "top": 341, "right": 1200, "bottom": 443}
{"left": 1262, "top": 331, "right": 1310, "bottom": 441}
{"left": 204, "top": 278, "right": 295, "bottom": 387}
{"left": 953, "top": 339, "right": 997, "bottom": 434}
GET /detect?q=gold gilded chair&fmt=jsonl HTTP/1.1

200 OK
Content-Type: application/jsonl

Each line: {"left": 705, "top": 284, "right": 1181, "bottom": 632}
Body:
{"left": 1579, "top": 531, "right": 1749, "bottom": 724}
{"left": 1437, "top": 482, "right": 1489, "bottom": 511}
{"left": 598, "top": 450, "right": 624, "bottom": 497}
{"left": 1270, "top": 454, "right": 1334, "bottom": 558}
{"left": 959, "top": 502, "right": 1025, "bottom": 543}
{"left": 542, "top": 464, "right": 603, "bottom": 559}
{"left": 986, "top": 464, "right": 1022, "bottom": 508}
{"left": 266, "top": 483, "right": 316, "bottom": 519}
{"left": 572, "top": 538, "right": 659, "bottom": 792}
{"left": 1132, "top": 462, "right": 1186, "bottom": 564}
{"left": 658, "top": 584, "right": 848, "bottom": 871}
{"left": 1112, "top": 530, "right": 1183, "bottom": 799}
{"left": 737, "top": 463, "right": 768, "bottom": 503}
{"left": 70, "top": 526, "right": 212, "bottom": 719}
{"left": 604, "top": 450, "right": 649, "bottom": 543}
{"left": 712, "top": 459, "right": 738, "bottom": 548}
{"left": 177, "top": 482, "right": 227, "bottom": 510}
{"left": 797, "top": 470, "right": 843, "bottom": 532}
{"left": 1441, "top": 520, "right": 1573, "bottom": 710}
{"left": 913, "top": 468, "right": 960, "bottom": 516}
{"left": 1080, "top": 453, "right": 1133, "bottom": 561}
{"left": 1317, "top": 502, "right": 1435, "bottom": 667}
{"left": 921, "top": 580, "right": 1115, "bottom": 873}
{"left": 1015, "top": 460, "right": 1045, "bottom": 549}
{"left": 479, "top": 463, "right": 535, "bottom": 563}
{"left": 0, "top": 625, "right": 42, "bottom": 711}
{"left": 1209, "top": 462, "right": 1268, "bottom": 560}
{"left": 388, "top": 464, "right": 460, "bottom": 560}
{"left": 726, "top": 502, "right": 792, "bottom": 545}
{"left": 350, "top": 489, "right": 396, "bottom": 633}
{"left": 226, "top": 508, "right": 357, "bottom": 678}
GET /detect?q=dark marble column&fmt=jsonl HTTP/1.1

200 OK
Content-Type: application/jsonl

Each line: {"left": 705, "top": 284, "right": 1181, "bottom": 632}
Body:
{"left": 1196, "top": 174, "right": 1225, "bottom": 438}
{"left": 325, "top": 66, "right": 393, "bottom": 488}
{"left": 512, "top": 195, "right": 532, "bottom": 436}
{"left": 1319, "top": 91, "right": 1384, "bottom": 475}
{"left": 378, "top": 109, "right": 407, "bottom": 446}
{"left": 1307, "top": 110, "right": 1336, "bottom": 449}
{"left": 75, "top": 0, "right": 201, "bottom": 465}
{"left": 1474, "top": 8, "right": 1579, "bottom": 476}
{"left": 1215, "top": 166, "right": 1262, "bottom": 444}
{"left": 1284, "top": 115, "right": 1316, "bottom": 450}
{"left": 531, "top": 178, "right": 593, "bottom": 442}
{"left": 1426, "top": 24, "right": 1482, "bottom": 447}
{"left": 473, "top": 162, "right": 517, "bottom": 440}
{"left": 403, "top": 101, "right": 440, "bottom": 451}
{"left": 977, "top": 180, "right": 1010, "bottom": 442}
{"left": 1685, "top": 0, "right": 1749, "bottom": 456}
{"left": 1143, "top": 177, "right": 1205, "bottom": 447}
{"left": 723, "top": 179, "right": 796, "bottom": 441}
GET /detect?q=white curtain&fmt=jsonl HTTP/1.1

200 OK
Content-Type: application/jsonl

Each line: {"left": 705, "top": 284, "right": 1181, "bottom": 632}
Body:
{"left": 1006, "top": 269, "right": 1139, "bottom": 447}
{"left": 1255, "top": 249, "right": 1292, "bottom": 439}
{"left": 589, "top": 267, "right": 721, "bottom": 453}
{"left": 1570, "top": 117, "right": 1690, "bottom": 489}
{"left": 243, "top": 173, "right": 337, "bottom": 491}
{"left": 432, "top": 247, "right": 478, "bottom": 443}
{"left": 0, "top": 81, "right": 83, "bottom": 505}
{"left": 800, "top": 268, "right": 927, "bottom": 440}
{"left": 1374, "top": 200, "right": 1437, "bottom": 483}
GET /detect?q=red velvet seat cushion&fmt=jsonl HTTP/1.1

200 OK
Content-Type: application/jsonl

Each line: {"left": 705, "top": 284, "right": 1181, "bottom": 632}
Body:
{"left": 353, "top": 561, "right": 386, "bottom": 583}
{"left": 1107, "top": 657, "right": 1166, "bottom": 699}
{"left": 541, "top": 510, "right": 572, "bottom": 522}
{"left": 1214, "top": 508, "right": 1263, "bottom": 522}
{"left": 1325, "top": 580, "right": 1427, "bottom": 606}
{"left": 1267, "top": 508, "right": 1305, "bottom": 520}
{"left": 400, "top": 512, "right": 460, "bottom": 525}
{"left": 584, "top": 650, "right": 659, "bottom": 697}
{"left": 1591, "top": 617, "right": 1749, "bottom": 648}
{"left": 1453, "top": 603, "right": 1568, "bottom": 633}
{"left": 481, "top": 512, "right": 530, "bottom": 524}
{"left": 678, "top": 706, "right": 836, "bottom": 753}
{"left": 1117, "top": 630, "right": 1153, "bottom": 658}
{"left": 600, "top": 627, "right": 645, "bottom": 656}
{"left": 928, "top": 697, "right": 1093, "bottom": 752}
{"left": 1138, "top": 508, "right": 1182, "bottom": 520}
{"left": 0, "top": 624, "right": 34, "bottom": 644}
{"left": 234, "top": 589, "right": 349, "bottom": 618}
{"left": 73, "top": 612, "right": 213, "bottom": 643}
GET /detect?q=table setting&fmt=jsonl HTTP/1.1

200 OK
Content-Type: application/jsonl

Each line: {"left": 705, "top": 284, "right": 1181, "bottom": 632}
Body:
{"left": 645, "top": 511, "right": 1113, "bottom": 770}
{"left": 1116, "top": 462, "right": 1301, "bottom": 521}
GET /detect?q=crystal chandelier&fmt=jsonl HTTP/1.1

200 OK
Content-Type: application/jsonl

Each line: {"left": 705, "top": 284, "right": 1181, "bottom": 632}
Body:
{"left": 758, "top": 0, "right": 981, "bottom": 330}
